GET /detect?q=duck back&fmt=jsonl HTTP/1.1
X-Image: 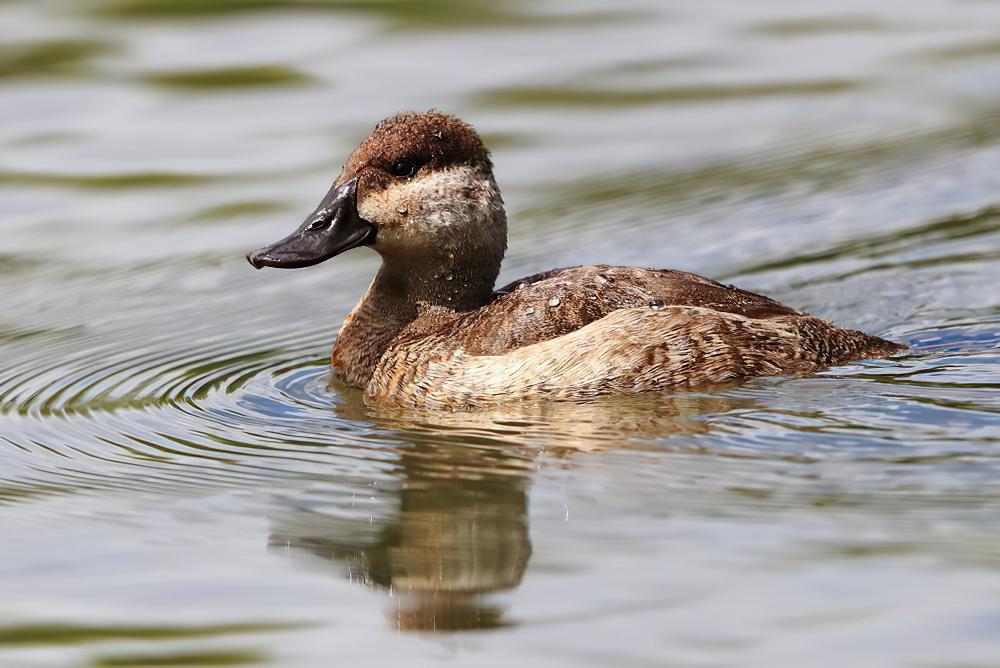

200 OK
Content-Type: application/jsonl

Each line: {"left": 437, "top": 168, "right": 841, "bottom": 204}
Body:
{"left": 364, "top": 266, "right": 903, "bottom": 408}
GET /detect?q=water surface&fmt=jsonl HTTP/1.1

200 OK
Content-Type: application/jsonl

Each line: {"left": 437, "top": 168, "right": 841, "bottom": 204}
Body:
{"left": 1, "top": 0, "right": 999, "bottom": 666}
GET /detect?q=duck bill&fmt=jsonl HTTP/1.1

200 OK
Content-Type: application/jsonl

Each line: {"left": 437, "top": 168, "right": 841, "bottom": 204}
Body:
{"left": 246, "top": 178, "right": 375, "bottom": 269}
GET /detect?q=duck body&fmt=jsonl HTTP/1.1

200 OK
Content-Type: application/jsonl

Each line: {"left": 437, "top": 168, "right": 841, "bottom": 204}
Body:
{"left": 346, "top": 264, "right": 902, "bottom": 408}
{"left": 248, "top": 112, "right": 904, "bottom": 410}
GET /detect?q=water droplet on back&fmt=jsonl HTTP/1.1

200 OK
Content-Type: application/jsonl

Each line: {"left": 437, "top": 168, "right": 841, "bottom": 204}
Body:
{"left": 525, "top": 307, "right": 535, "bottom": 315}
{"left": 548, "top": 297, "right": 561, "bottom": 307}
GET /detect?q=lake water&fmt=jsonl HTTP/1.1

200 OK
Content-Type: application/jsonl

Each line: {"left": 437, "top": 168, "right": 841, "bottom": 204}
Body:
{"left": 1, "top": 0, "right": 999, "bottom": 666}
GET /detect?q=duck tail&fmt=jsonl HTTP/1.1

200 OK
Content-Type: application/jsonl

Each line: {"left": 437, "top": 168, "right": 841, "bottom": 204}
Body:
{"left": 796, "top": 316, "right": 907, "bottom": 365}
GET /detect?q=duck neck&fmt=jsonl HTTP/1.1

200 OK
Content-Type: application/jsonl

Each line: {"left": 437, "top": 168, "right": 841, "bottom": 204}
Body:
{"left": 331, "top": 252, "right": 500, "bottom": 388}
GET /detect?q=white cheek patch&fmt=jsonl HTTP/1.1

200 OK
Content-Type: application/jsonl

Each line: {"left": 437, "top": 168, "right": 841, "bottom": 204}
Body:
{"left": 359, "top": 165, "right": 504, "bottom": 246}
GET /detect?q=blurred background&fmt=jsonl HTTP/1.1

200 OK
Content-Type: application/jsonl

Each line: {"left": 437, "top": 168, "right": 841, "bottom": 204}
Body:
{"left": 1, "top": 0, "right": 999, "bottom": 666}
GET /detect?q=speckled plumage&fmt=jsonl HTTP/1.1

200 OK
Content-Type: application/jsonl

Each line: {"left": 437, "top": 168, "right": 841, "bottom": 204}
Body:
{"left": 271, "top": 111, "right": 905, "bottom": 409}
{"left": 363, "top": 265, "right": 903, "bottom": 408}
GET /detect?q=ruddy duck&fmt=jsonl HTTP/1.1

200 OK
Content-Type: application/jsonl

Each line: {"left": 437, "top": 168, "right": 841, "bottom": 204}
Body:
{"left": 248, "top": 112, "right": 904, "bottom": 409}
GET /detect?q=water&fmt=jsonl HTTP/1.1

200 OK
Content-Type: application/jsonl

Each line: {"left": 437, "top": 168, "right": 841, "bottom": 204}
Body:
{"left": 1, "top": 0, "right": 999, "bottom": 665}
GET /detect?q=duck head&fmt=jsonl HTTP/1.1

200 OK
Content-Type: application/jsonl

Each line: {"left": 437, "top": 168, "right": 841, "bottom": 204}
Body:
{"left": 247, "top": 112, "right": 507, "bottom": 305}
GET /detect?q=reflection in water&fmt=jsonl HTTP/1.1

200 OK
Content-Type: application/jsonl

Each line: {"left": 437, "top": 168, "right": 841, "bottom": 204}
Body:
{"left": 363, "top": 375, "right": 760, "bottom": 453}
{"left": 267, "top": 389, "right": 756, "bottom": 631}
{"left": 268, "top": 438, "right": 532, "bottom": 632}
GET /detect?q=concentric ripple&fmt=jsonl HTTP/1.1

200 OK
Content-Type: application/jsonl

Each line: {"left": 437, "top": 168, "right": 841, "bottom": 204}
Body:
{"left": 0, "top": 264, "right": 399, "bottom": 505}
{"left": 1, "top": 243, "right": 998, "bottom": 518}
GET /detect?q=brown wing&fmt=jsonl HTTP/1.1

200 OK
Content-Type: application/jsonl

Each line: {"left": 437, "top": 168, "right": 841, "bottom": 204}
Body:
{"left": 372, "top": 265, "right": 903, "bottom": 407}
{"left": 447, "top": 265, "right": 801, "bottom": 355}
{"left": 369, "top": 305, "right": 903, "bottom": 408}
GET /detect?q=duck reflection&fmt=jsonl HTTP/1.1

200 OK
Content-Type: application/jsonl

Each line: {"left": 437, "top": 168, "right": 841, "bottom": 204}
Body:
{"left": 268, "top": 385, "right": 754, "bottom": 631}
{"left": 268, "top": 434, "right": 532, "bottom": 631}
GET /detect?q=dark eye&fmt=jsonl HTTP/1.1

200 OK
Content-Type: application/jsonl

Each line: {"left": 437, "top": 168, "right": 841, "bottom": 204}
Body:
{"left": 390, "top": 159, "right": 418, "bottom": 178}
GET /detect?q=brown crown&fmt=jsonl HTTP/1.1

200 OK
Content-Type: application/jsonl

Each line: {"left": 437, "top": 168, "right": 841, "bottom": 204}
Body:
{"left": 342, "top": 111, "right": 492, "bottom": 192}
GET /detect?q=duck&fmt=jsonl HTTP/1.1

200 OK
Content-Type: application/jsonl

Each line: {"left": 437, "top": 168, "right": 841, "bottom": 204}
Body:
{"left": 247, "top": 111, "right": 904, "bottom": 409}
